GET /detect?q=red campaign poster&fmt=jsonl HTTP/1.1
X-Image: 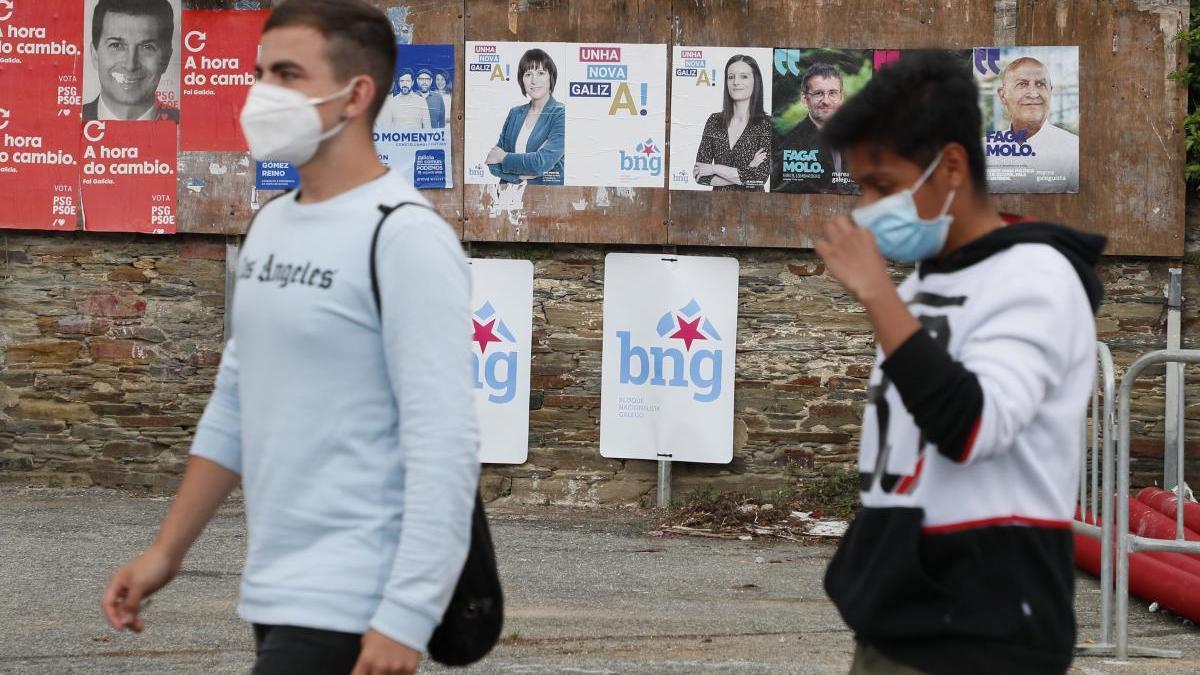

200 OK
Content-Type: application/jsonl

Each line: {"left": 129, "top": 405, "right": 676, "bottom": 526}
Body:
{"left": 180, "top": 10, "right": 268, "bottom": 151}
{"left": 0, "top": 0, "right": 84, "bottom": 59}
{"left": 80, "top": 120, "right": 177, "bottom": 233}
{"left": 0, "top": 61, "right": 81, "bottom": 230}
{"left": 0, "top": 0, "right": 84, "bottom": 230}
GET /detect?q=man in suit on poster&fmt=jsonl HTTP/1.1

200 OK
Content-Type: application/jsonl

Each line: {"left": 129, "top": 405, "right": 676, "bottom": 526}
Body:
{"left": 84, "top": 0, "right": 179, "bottom": 123}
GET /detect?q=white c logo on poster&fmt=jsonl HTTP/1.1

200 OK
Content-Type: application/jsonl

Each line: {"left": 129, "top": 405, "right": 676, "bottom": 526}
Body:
{"left": 84, "top": 121, "right": 106, "bottom": 143}
{"left": 185, "top": 31, "right": 207, "bottom": 53}
{"left": 0, "top": 108, "right": 9, "bottom": 131}
{"left": 0, "top": 1, "right": 13, "bottom": 23}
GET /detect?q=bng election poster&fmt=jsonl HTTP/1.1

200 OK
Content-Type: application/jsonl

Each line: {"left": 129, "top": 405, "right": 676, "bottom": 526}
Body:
{"left": 669, "top": 46, "right": 774, "bottom": 193}
{"left": 770, "top": 47, "right": 871, "bottom": 195}
{"left": 975, "top": 46, "right": 1079, "bottom": 193}
{"left": 464, "top": 41, "right": 667, "bottom": 189}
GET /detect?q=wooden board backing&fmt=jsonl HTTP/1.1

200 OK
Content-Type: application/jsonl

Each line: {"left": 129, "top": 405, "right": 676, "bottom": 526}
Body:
{"left": 169, "top": 0, "right": 1189, "bottom": 256}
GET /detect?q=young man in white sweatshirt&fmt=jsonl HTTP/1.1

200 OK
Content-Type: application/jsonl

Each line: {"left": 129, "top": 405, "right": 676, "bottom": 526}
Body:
{"left": 814, "top": 51, "right": 1105, "bottom": 674}
{"left": 100, "top": 2, "right": 479, "bottom": 674}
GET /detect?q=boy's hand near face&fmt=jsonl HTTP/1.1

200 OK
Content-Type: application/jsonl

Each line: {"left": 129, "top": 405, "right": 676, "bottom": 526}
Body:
{"left": 815, "top": 215, "right": 894, "bottom": 303}
{"left": 815, "top": 215, "right": 920, "bottom": 357}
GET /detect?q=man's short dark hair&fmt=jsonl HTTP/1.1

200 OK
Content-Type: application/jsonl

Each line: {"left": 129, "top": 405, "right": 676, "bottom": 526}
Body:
{"left": 821, "top": 50, "right": 988, "bottom": 192}
{"left": 264, "top": 0, "right": 397, "bottom": 119}
{"left": 91, "top": 0, "right": 175, "bottom": 49}
{"left": 517, "top": 48, "right": 557, "bottom": 96}
{"left": 801, "top": 63, "right": 841, "bottom": 93}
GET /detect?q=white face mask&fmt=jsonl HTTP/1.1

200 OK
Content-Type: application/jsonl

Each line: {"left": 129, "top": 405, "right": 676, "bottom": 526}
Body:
{"left": 239, "top": 80, "right": 356, "bottom": 165}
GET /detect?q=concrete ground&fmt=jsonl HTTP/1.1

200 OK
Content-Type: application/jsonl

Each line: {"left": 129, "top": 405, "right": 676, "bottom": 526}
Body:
{"left": 0, "top": 488, "right": 1198, "bottom": 674}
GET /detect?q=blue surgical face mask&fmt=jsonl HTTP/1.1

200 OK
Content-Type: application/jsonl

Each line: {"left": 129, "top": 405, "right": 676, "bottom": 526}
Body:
{"left": 851, "top": 150, "right": 955, "bottom": 263}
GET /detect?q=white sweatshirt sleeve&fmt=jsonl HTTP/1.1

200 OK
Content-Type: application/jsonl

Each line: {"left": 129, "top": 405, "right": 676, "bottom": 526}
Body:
{"left": 189, "top": 337, "right": 243, "bottom": 474}
{"left": 956, "top": 249, "right": 1086, "bottom": 463}
{"left": 368, "top": 209, "right": 481, "bottom": 651}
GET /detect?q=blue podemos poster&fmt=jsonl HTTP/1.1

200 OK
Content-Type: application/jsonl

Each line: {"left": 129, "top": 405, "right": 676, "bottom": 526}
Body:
{"left": 374, "top": 44, "right": 455, "bottom": 189}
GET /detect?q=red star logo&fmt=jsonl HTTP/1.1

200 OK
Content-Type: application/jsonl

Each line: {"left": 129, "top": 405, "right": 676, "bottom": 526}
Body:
{"left": 669, "top": 316, "right": 706, "bottom": 352}
{"left": 472, "top": 318, "right": 503, "bottom": 353}
{"left": 641, "top": 142, "right": 657, "bottom": 155}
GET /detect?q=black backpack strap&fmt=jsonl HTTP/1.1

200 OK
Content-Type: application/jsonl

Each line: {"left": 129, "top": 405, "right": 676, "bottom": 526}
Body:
{"left": 370, "top": 202, "right": 436, "bottom": 318}
{"left": 368, "top": 201, "right": 502, "bottom": 665}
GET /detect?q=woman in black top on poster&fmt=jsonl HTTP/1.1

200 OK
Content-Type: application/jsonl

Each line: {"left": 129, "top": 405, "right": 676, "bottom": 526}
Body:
{"left": 693, "top": 54, "right": 771, "bottom": 191}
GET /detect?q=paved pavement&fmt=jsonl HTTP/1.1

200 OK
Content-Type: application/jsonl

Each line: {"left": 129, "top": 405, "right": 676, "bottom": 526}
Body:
{"left": 1, "top": 487, "right": 1198, "bottom": 674}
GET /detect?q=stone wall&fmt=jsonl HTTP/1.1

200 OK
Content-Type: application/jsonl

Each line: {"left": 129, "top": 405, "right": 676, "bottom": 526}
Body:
{"left": 0, "top": 235, "right": 226, "bottom": 490}
{"left": 2, "top": 216, "right": 1198, "bottom": 505}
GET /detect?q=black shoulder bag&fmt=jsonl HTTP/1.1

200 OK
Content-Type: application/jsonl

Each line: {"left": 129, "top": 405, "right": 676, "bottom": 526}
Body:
{"left": 369, "top": 203, "right": 504, "bottom": 667}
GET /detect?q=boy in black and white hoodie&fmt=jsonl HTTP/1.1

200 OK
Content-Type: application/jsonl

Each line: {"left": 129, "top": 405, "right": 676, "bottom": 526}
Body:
{"left": 813, "top": 52, "right": 1105, "bottom": 674}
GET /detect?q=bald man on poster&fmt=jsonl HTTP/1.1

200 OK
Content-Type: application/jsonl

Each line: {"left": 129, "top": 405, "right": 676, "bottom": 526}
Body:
{"left": 988, "top": 56, "right": 1078, "bottom": 193}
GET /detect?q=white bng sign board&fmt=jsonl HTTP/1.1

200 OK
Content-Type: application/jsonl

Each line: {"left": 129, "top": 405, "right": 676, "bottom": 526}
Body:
{"left": 469, "top": 258, "right": 533, "bottom": 465}
{"left": 600, "top": 253, "right": 739, "bottom": 464}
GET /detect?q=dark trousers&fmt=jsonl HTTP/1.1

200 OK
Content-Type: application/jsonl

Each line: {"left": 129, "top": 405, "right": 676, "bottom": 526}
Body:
{"left": 849, "top": 641, "right": 928, "bottom": 675}
{"left": 252, "top": 624, "right": 362, "bottom": 675}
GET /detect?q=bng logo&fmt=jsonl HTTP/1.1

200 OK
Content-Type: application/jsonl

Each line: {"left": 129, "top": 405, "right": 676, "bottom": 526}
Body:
{"left": 619, "top": 137, "right": 662, "bottom": 177}
{"left": 471, "top": 301, "right": 518, "bottom": 404}
{"left": 617, "top": 298, "right": 724, "bottom": 402}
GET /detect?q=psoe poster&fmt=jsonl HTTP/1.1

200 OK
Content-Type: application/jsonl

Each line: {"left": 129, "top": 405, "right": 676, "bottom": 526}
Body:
{"left": 975, "top": 46, "right": 1079, "bottom": 194}
{"left": 464, "top": 41, "right": 667, "bottom": 188}
{"left": 669, "top": 46, "right": 774, "bottom": 192}
{"left": 0, "top": 0, "right": 83, "bottom": 64}
{"left": 180, "top": 9, "right": 268, "bottom": 151}
{"left": 83, "top": 0, "right": 182, "bottom": 123}
{"left": 80, "top": 0, "right": 179, "bottom": 233}
{"left": 0, "top": 0, "right": 84, "bottom": 231}
{"left": 469, "top": 258, "right": 534, "bottom": 465}
{"left": 600, "top": 253, "right": 739, "bottom": 465}
{"left": 80, "top": 119, "right": 177, "bottom": 233}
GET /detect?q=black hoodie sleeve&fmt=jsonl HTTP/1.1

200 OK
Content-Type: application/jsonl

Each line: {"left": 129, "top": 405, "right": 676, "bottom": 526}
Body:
{"left": 881, "top": 329, "right": 983, "bottom": 462}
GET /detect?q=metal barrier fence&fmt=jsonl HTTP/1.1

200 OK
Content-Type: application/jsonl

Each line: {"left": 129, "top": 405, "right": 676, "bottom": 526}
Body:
{"left": 1113, "top": 349, "right": 1200, "bottom": 659}
{"left": 1073, "top": 341, "right": 1116, "bottom": 655}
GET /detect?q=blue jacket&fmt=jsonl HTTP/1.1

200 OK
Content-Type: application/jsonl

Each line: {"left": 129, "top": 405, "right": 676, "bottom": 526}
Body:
{"left": 489, "top": 96, "right": 565, "bottom": 185}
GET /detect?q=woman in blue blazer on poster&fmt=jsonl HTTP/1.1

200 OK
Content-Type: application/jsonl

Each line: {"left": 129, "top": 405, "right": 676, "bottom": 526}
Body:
{"left": 486, "top": 48, "right": 566, "bottom": 185}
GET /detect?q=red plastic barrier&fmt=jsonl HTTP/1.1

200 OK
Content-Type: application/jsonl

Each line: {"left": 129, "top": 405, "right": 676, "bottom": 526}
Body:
{"left": 1079, "top": 503, "right": 1200, "bottom": 570}
{"left": 1074, "top": 531, "right": 1200, "bottom": 623}
{"left": 1128, "top": 498, "right": 1200, "bottom": 541}
{"left": 1136, "top": 486, "right": 1200, "bottom": 535}
{"left": 1148, "top": 550, "right": 1200, "bottom": 579}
